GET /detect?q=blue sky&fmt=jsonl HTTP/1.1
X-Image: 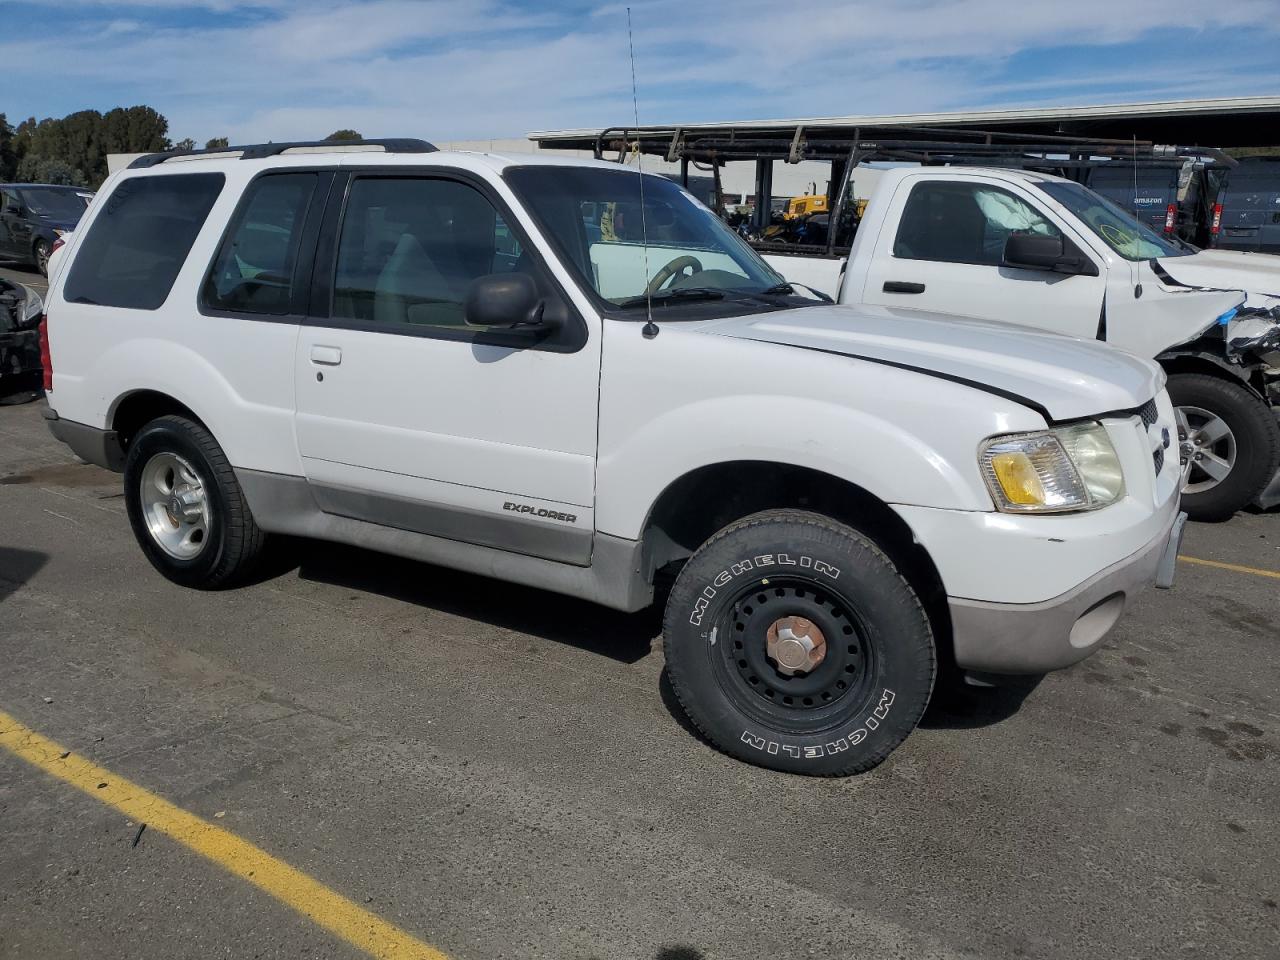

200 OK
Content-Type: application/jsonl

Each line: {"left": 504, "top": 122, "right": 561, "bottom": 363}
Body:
{"left": 4, "top": 0, "right": 1280, "bottom": 145}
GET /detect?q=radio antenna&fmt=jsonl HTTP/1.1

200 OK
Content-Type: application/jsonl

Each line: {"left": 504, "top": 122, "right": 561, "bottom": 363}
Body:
{"left": 626, "top": 6, "right": 658, "bottom": 339}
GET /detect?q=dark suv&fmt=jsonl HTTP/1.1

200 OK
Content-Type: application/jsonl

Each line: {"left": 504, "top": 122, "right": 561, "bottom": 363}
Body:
{"left": 0, "top": 183, "right": 93, "bottom": 276}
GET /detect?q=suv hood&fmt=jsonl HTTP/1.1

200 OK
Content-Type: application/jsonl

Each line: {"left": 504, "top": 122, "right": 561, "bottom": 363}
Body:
{"left": 699, "top": 304, "right": 1162, "bottom": 422}
{"left": 1156, "top": 250, "right": 1280, "bottom": 305}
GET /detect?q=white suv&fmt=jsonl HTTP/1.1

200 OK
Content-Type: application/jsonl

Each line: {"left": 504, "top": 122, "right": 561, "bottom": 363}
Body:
{"left": 41, "top": 139, "right": 1184, "bottom": 775}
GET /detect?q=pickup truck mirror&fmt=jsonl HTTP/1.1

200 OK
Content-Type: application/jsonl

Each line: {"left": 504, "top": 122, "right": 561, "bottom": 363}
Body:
{"left": 1002, "top": 233, "right": 1097, "bottom": 276}
{"left": 464, "top": 273, "right": 556, "bottom": 331}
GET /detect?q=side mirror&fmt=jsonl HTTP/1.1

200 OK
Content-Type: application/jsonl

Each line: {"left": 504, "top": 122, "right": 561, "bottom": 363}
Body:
{"left": 1003, "top": 233, "right": 1097, "bottom": 276}
{"left": 464, "top": 273, "right": 552, "bottom": 330}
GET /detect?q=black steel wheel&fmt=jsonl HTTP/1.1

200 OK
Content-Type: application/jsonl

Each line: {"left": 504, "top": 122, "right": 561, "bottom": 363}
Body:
{"left": 664, "top": 509, "right": 935, "bottom": 776}
{"left": 715, "top": 580, "right": 878, "bottom": 729}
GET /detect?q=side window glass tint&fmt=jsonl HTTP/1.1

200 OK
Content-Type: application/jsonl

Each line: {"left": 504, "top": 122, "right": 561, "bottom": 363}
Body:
{"left": 893, "top": 181, "right": 1059, "bottom": 266}
{"left": 63, "top": 173, "right": 224, "bottom": 310}
{"left": 332, "top": 177, "right": 522, "bottom": 329}
{"left": 203, "top": 173, "right": 316, "bottom": 315}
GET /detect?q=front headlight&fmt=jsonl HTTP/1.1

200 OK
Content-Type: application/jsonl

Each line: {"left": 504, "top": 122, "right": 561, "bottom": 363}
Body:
{"left": 980, "top": 422, "right": 1124, "bottom": 513}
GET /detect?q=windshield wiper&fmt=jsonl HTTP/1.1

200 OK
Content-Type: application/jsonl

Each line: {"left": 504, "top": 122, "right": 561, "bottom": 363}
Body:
{"left": 615, "top": 287, "right": 726, "bottom": 309}
{"left": 758, "top": 282, "right": 794, "bottom": 295}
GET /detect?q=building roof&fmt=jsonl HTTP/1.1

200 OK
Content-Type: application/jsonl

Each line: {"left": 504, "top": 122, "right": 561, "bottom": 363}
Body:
{"left": 530, "top": 96, "right": 1280, "bottom": 150}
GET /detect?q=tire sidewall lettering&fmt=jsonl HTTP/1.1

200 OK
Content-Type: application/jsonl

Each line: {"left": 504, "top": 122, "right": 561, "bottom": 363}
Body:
{"left": 688, "top": 553, "right": 841, "bottom": 627}
{"left": 737, "top": 688, "right": 897, "bottom": 761}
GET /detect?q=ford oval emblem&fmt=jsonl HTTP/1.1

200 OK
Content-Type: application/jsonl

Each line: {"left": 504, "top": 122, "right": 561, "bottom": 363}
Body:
{"left": 1161, "top": 427, "right": 1171, "bottom": 449}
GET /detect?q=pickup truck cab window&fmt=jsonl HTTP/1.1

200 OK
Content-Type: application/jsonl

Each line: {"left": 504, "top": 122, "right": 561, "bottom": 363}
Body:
{"left": 504, "top": 165, "right": 794, "bottom": 317}
{"left": 893, "top": 181, "right": 1062, "bottom": 265}
{"left": 1039, "top": 180, "right": 1190, "bottom": 260}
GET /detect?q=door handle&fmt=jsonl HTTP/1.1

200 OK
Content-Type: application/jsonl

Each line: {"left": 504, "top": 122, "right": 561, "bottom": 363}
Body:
{"left": 883, "top": 281, "right": 926, "bottom": 294}
{"left": 310, "top": 345, "right": 342, "bottom": 366}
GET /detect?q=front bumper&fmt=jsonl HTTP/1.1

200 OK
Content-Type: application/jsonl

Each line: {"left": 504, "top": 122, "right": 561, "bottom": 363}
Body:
{"left": 948, "top": 508, "right": 1186, "bottom": 674}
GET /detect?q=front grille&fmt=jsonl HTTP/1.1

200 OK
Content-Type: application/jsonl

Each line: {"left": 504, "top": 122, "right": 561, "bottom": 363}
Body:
{"left": 1138, "top": 399, "right": 1159, "bottom": 430}
{"left": 1153, "top": 447, "right": 1165, "bottom": 476}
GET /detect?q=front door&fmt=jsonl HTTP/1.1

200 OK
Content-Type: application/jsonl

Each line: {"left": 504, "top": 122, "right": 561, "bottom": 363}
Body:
{"left": 861, "top": 175, "right": 1107, "bottom": 341}
{"left": 293, "top": 171, "right": 600, "bottom": 565}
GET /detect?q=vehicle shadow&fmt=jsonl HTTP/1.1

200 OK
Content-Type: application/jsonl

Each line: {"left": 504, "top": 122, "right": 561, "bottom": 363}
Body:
{"left": 0, "top": 546, "right": 49, "bottom": 605}
{"left": 919, "top": 673, "right": 1044, "bottom": 729}
{"left": 289, "top": 538, "right": 661, "bottom": 664}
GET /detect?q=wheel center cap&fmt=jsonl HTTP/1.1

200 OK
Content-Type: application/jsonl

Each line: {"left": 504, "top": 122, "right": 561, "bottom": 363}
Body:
{"left": 766, "top": 616, "right": 827, "bottom": 676}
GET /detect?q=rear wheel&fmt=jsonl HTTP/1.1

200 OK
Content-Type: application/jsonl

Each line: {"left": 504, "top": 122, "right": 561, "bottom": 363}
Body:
{"left": 663, "top": 509, "right": 935, "bottom": 776}
{"left": 124, "top": 415, "right": 266, "bottom": 588}
{"left": 1167, "top": 372, "right": 1280, "bottom": 522}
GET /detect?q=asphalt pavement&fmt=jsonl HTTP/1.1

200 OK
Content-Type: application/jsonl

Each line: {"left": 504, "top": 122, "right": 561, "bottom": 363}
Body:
{"left": 0, "top": 262, "right": 48, "bottom": 298}
{"left": 1, "top": 395, "right": 1277, "bottom": 960}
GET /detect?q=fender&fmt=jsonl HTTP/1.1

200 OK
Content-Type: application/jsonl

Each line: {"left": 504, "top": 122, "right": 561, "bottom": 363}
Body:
{"left": 594, "top": 322, "right": 1051, "bottom": 540}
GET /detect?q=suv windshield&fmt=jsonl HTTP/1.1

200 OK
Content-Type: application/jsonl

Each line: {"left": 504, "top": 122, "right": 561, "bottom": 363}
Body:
{"left": 1039, "top": 180, "right": 1189, "bottom": 260}
{"left": 504, "top": 165, "right": 790, "bottom": 314}
{"left": 19, "top": 187, "right": 87, "bottom": 220}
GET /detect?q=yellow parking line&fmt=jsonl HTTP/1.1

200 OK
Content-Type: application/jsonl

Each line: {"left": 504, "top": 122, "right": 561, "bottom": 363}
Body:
{"left": 0, "top": 708, "right": 449, "bottom": 960}
{"left": 1178, "top": 555, "right": 1280, "bottom": 581}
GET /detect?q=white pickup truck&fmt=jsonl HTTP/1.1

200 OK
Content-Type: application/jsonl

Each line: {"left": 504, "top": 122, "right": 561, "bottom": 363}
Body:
{"left": 42, "top": 143, "right": 1183, "bottom": 775}
{"left": 764, "top": 166, "right": 1280, "bottom": 521}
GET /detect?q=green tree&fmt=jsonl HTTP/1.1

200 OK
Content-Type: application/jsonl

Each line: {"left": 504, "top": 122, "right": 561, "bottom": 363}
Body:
{"left": 205, "top": 136, "right": 230, "bottom": 149}
{"left": 0, "top": 114, "right": 15, "bottom": 180}
{"left": 325, "top": 129, "right": 362, "bottom": 142}
{"left": 101, "top": 106, "right": 169, "bottom": 165}
{"left": 173, "top": 138, "right": 196, "bottom": 152}
{"left": 0, "top": 106, "right": 170, "bottom": 187}
{"left": 15, "top": 155, "right": 86, "bottom": 186}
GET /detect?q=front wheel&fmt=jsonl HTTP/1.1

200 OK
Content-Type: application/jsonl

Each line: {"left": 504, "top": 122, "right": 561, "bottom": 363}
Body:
{"left": 663, "top": 510, "right": 935, "bottom": 776}
{"left": 124, "top": 415, "right": 267, "bottom": 588}
{"left": 1167, "top": 372, "right": 1280, "bottom": 522}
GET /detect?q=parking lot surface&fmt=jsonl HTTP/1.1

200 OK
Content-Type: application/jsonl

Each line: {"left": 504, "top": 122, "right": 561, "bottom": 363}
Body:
{"left": 0, "top": 263, "right": 48, "bottom": 298}
{"left": 1, "top": 399, "right": 1277, "bottom": 960}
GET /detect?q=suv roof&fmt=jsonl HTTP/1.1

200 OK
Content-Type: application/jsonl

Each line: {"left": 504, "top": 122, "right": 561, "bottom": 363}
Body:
{"left": 120, "top": 141, "right": 645, "bottom": 178}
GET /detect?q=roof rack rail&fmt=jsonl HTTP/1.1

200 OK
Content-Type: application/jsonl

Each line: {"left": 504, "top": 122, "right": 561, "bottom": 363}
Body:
{"left": 128, "top": 138, "right": 438, "bottom": 169}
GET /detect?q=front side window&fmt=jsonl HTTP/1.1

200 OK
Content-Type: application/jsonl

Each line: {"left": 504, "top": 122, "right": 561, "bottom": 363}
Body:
{"left": 1039, "top": 180, "right": 1189, "bottom": 260}
{"left": 893, "top": 181, "right": 1061, "bottom": 266}
{"left": 332, "top": 177, "right": 522, "bottom": 329}
{"left": 204, "top": 173, "right": 316, "bottom": 315}
{"left": 63, "top": 173, "right": 224, "bottom": 310}
{"left": 504, "top": 166, "right": 786, "bottom": 315}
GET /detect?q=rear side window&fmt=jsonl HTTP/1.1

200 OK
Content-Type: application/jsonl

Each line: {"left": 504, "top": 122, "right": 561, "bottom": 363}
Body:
{"left": 203, "top": 173, "right": 317, "bottom": 315}
{"left": 63, "top": 173, "right": 223, "bottom": 310}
